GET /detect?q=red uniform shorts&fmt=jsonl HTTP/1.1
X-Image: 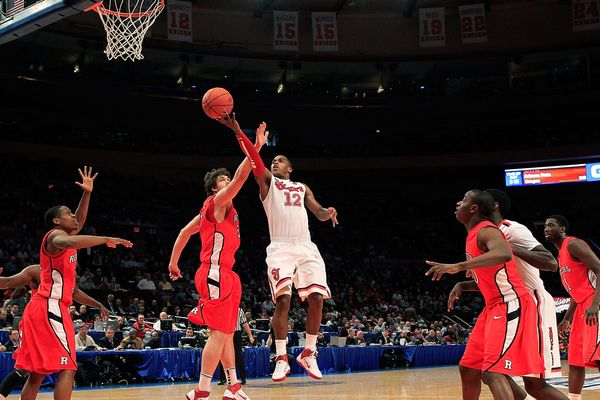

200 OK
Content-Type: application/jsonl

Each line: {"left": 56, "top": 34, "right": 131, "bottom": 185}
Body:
{"left": 460, "top": 294, "right": 544, "bottom": 376}
{"left": 13, "top": 296, "right": 77, "bottom": 374}
{"left": 567, "top": 295, "right": 600, "bottom": 368}
{"left": 188, "top": 265, "right": 241, "bottom": 334}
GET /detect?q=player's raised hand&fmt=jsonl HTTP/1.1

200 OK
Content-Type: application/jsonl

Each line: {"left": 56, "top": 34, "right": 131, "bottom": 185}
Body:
{"left": 425, "top": 260, "right": 462, "bottom": 281}
{"left": 217, "top": 112, "right": 242, "bottom": 133}
{"left": 255, "top": 121, "right": 269, "bottom": 149}
{"left": 447, "top": 283, "right": 462, "bottom": 312}
{"left": 105, "top": 237, "right": 133, "bottom": 248}
{"left": 75, "top": 166, "right": 98, "bottom": 193}
{"left": 169, "top": 263, "right": 182, "bottom": 281}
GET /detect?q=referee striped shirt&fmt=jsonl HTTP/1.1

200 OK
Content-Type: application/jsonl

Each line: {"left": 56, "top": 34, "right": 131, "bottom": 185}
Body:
{"left": 236, "top": 308, "right": 247, "bottom": 332}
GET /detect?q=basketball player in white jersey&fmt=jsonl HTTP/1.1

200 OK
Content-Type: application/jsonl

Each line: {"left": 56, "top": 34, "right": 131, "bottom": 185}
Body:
{"left": 225, "top": 117, "right": 338, "bottom": 381}
{"left": 449, "top": 189, "right": 567, "bottom": 400}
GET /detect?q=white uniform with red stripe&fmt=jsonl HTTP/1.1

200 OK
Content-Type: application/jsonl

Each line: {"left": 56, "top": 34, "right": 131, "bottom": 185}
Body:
{"left": 262, "top": 177, "right": 331, "bottom": 301}
{"left": 499, "top": 219, "right": 562, "bottom": 378}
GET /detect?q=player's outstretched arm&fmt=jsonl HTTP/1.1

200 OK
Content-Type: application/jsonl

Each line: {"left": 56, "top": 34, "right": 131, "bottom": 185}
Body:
{"left": 0, "top": 265, "right": 40, "bottom": 289}
{"left": 511, "top": 244, "right": 558, "bottom": 272}
{"left": 49, "top": 230, "right": 132, "bottom": 251}
{"left": 214, "top": 117, "right": 269, "bottom": 210}
{"left": 168, "top": 215, "right": 201, "bottom": 280}
{"left": 72, "top": 166, "right": 98, "bottom": 235}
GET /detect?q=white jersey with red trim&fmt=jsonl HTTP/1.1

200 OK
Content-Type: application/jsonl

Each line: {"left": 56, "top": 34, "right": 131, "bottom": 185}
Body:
{"left": 499, "top": 219, "right": 546, "bottom": 292}
{"left": 262, "top": 177, "right": 311, "bottom": 241}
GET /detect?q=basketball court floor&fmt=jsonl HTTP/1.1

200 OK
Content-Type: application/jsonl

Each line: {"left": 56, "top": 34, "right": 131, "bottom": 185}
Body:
{"left": 14, "top": 360, "right": 600, "bottom": 400}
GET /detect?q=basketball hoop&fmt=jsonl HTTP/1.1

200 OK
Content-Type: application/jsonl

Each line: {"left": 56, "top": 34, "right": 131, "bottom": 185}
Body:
{"left": 86, "top": 0, "right": 164, "bottom": 61}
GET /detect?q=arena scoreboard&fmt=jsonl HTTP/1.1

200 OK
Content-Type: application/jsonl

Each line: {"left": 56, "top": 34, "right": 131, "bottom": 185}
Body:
{"left": 505, "top": 161, "right": 600, "bottom": 187}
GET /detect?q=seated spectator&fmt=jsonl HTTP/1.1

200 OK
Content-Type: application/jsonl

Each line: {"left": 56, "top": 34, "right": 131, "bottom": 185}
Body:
{"left": 143, "top": 331, "right": 162, "bottom": 349}
{"left": 316, "top": 331, "right": 326, "bottom": 348}
{"left": 345, "top": 328, "right": 358, "bottom": 346}
{"left": 410, "top": 330, "right": 425, "bottom": 346}
{"left": 6, "top": 304, "right": 20, "bottom": 325}
{"left": 152, "top": 311, "right": 173, "bottom": 332}
{"left": 356, "top": 330, "right": 367, "bottom": 346}
{"left": 117, "top": 328, "right": 143, "bottom": 350}
{"left": 78, "top": 304, "right": 92, "bottom": 323}
{"left": 136, "top": 273, "right": 156, "bottom": 291}
{"left": 115, "top": 298, "right": 128, "bottom": 315}
{"left": 69, "top": 305, "right": 80, "bottom": 321}
{"left": 0, "top": 308, "right": 11, "bottom": 328}
{"left": 75, "top": 324, "right": 100, "bottom": 351}
{"left": 97, "top": 327, "right": 119, "bottom": 350}
{"left": 132, "top": 314, "right": 152, "bottom": 340}
{"left": 3, "top": 328, "right": 19, "bottom": 351}
{"left": 423, "top": 329, "right": 438, "bottom": 345}
{"left": 178, "top": 326, "right": 198, "bottom": 349}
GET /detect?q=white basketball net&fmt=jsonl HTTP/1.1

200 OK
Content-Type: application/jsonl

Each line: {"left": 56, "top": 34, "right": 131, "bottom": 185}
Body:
{"left": 92, "top": 0, "right": 164, "bottom": 61}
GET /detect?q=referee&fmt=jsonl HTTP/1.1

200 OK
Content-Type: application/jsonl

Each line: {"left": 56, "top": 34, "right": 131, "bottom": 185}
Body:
{"left": 218, "top": 307, "right": 255, "bottom": 385}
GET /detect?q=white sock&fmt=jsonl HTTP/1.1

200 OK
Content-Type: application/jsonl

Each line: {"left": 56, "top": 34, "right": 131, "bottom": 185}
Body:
{"left": 224, "top": 367, "right": 238, "bottom": 386}
{"left": 305, "top": 333, "right": 317, "bottom": 351}
{"left": 275, "top": 339, "right": 287, "bottom": 356}
{"left": 198, "top": 372, "right": 212, "bottom": 391}
{"left": 568, "top": 393, "right": 582, "bottom": 400}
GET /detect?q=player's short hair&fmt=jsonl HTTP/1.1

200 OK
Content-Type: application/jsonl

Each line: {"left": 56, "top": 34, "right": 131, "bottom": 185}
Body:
{"left": 469, "top": 189, "right": 495, "bottom": 218}
{"left": 44, "top": 205, "right": 63, "bottom": 228}
{"left": 203, "top": 168, "right": 231, "bottom": 196}
{"left": 484, "top": 189, "right": 511, "bottom": 216}
{"left": 548, "top": 214, "right": 570, "bottom": 233}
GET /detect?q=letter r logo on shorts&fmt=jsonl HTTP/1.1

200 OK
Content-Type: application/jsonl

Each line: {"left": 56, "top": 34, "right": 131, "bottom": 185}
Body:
{"left": 60, "top": 357, "right": 68, "bottom": 365}
{"left": 504, "top": 360, "right": 512, "bottom": 370}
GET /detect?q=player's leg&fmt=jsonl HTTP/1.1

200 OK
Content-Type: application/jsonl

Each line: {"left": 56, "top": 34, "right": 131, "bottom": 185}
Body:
{"left": 567, "top": 301, "right": 589, "bottom": 399}
{"left": 233, "top": 331, "right": 246, "bottom": 384}
{"left": 221, "top": 333, "right": 251, "bottom": 400}
{"left": 54, "top": 369, "right": 76, "bottom": 400}
{"left": 186, "top": 328, "right": 227, "bottom": 400}
{"left": 506, "top": 375, "right": 529, "bottom": 400}
{"left": 522, "top": 376, "right": 568, "bottom": 400}
{"left": 19, "top": 372, "right": 45, "bottom": 400}
{"left": 271, "top": 291, "right": 292, "bottom": 381}
{"left": 0, "top": 368, "right": 29, "bottom": 398}
{"left": 481, "top": 371, "right": 514, "bottom": 400}
{"left": 295, "top": 292, "right": 324, "bottom": 379}
{"left": 459, "top": 365, "right": 482, "bottom": 400}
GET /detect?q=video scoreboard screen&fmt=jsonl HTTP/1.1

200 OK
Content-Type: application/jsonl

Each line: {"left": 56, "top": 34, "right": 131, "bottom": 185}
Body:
{"left": 505, "top": 161, "right": 600, "bottom": 187}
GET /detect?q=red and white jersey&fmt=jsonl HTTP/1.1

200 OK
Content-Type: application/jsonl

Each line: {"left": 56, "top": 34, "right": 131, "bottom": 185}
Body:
{"left": 262, "top": 177, "right": 310, "bottom": 241}
{"left": 199, "top": 195, "right": 240, "bottom": 270}
{"left": 499, "top": 219, "right": 546, "bottom": 292}
{"left": 558, "top": 236, "right": 596, "bottom": 304}
{"left": 467, "top": 221, "right": 530, "bottom": 306}
{"left": 37, "top": 229, "right": 77, "bottom": 305}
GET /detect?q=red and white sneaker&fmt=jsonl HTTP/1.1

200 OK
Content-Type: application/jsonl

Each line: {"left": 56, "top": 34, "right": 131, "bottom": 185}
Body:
{"left": 186, "top": 388, "right": 210, "bottom": 400}
{"left": 222, "top": 382, "right": 251, "bottom": 400}
{"left": 272, "top": 354, "right": 291, "bottom": 382}
{"left": 296, "top": 348, "right": 322, "bottom": 380}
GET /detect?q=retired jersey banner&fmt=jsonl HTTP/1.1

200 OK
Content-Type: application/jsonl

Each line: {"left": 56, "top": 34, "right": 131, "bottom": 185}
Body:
{"left": 273, "top": 11, "right": 299, "bottom": 51}
{"left": 167, "top": 0, "right": 193, "bottom": 42}
{"left": 459, "top": 3, "right": 488, "bottom": 44}
{"left": 572, "top": 0, "right": 600, "bottom": 31}
{"left": 312, "top": 12, "right": 338, "bottom": 51}
{"left": 419, "top": 7, "right": 446, "bottom": 48}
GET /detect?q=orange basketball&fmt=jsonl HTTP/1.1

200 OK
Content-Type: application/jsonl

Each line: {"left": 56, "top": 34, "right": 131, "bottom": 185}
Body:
{"left": 202, "top": 87, "right": 234, "bottom": 119}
